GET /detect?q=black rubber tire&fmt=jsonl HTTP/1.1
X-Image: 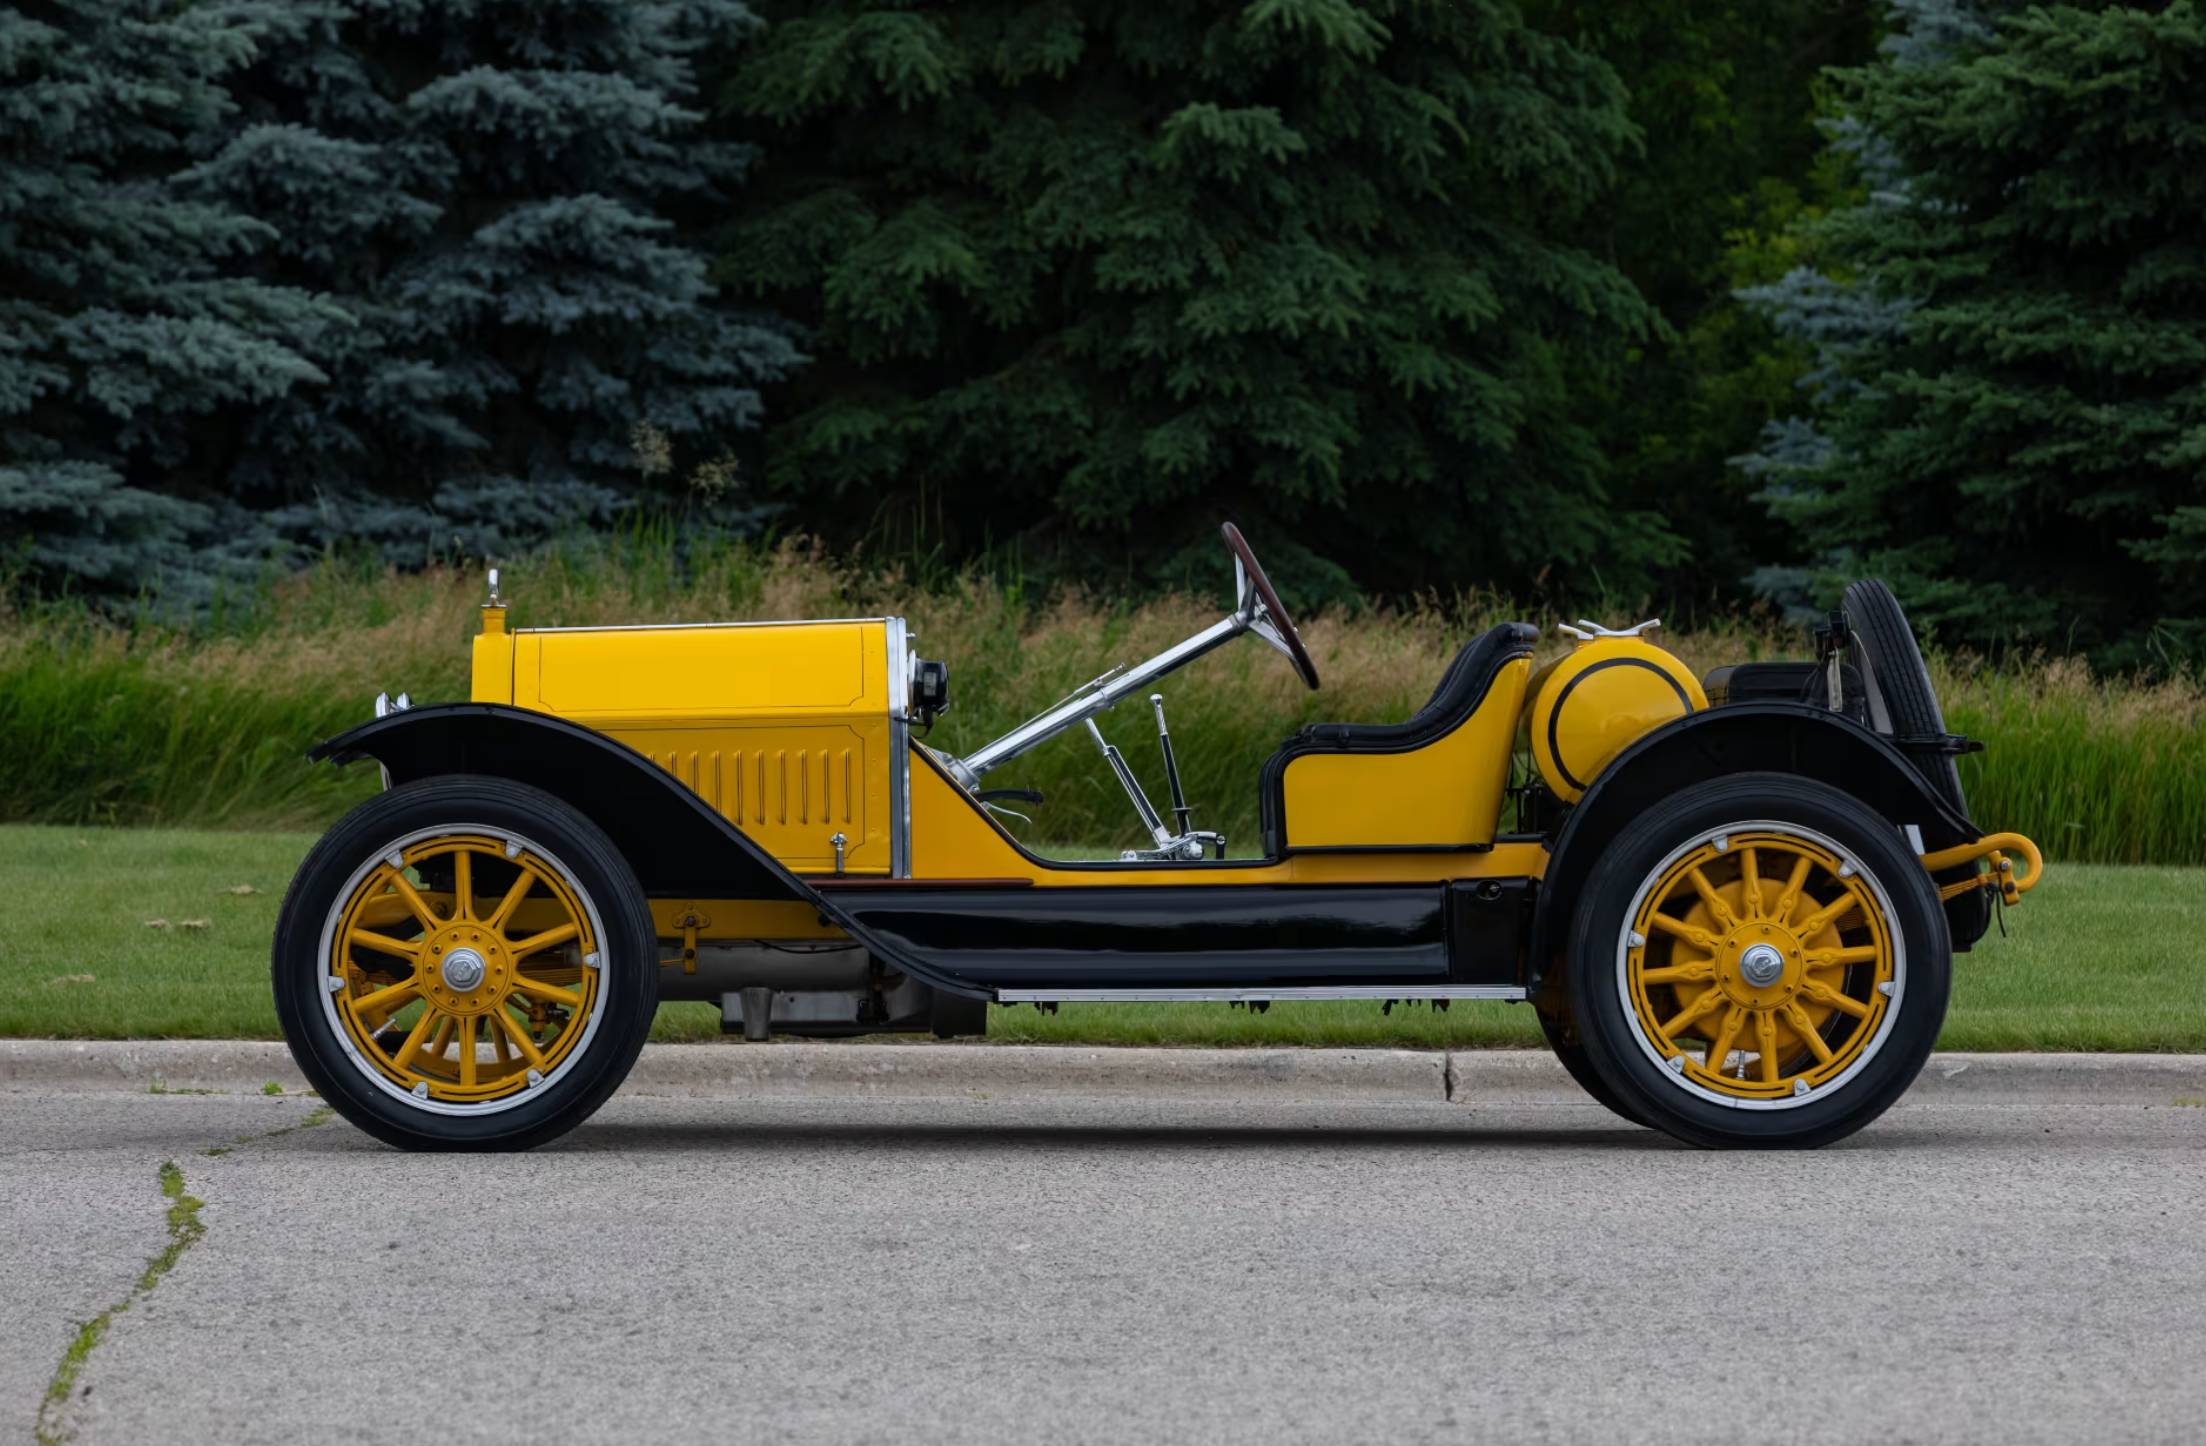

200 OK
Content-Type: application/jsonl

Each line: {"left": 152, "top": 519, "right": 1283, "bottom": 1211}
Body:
{"left": 273, "top": 775, "right": 658, "bottom": 1151}
{"left": 1535, "top": 995, "right": 1649, "bottom": 1128}
{"left": 1566, "top": 773, "right": 1950, "bottom": 1149}
{"left": 1842, "top": 579, "right": 1965, "bottom": 813}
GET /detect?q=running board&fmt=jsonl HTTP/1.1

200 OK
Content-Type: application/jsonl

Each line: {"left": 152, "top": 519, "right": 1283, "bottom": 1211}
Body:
{"left": 995, "top": 986, "right": 1527, "bottom": 1003}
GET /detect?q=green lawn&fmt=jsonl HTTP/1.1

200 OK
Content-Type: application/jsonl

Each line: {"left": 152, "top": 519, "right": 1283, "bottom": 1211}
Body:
{"left": 1, "top": 824, "right": 2199, "bottom": 1051}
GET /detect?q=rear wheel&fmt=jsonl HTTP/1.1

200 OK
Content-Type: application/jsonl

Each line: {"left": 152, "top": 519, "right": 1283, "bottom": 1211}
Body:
{"left": 1566, "top": 773, "right": 1949, "bottom": 1148}
{"left": 1535, "top": 993, "right": 1648, "bottom": 1128}
{"left": 273, "top": 776, "right": 657, "bottom": 1151}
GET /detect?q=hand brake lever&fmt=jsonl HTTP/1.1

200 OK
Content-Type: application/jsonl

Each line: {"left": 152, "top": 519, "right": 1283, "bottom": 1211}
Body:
{"left": 1086, "top": 719, "right": 1173, "bottom": 849}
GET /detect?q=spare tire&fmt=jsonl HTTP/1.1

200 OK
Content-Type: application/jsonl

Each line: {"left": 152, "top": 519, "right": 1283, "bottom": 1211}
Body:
{"left": 1841, "top": 579, "right": 1965, "bottom": 814}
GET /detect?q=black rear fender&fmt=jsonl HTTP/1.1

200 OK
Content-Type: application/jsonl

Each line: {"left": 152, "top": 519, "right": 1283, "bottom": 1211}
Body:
{"left": 1527, "top": 703, "right": 1989, "bottom": 989}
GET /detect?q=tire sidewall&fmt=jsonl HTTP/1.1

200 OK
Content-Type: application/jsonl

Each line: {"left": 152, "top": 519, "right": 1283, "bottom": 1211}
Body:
{"left": 1566, "top": 773, "right": 1950, "bottom": 1148}
{"left": 1536, "top": 994, "right": 1652, "bottom": 1128}
{"left": 273, "top": 775, "right": 658, "bottom": 1150}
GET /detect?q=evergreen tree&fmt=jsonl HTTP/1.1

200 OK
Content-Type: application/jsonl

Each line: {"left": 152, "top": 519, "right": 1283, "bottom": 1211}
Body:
{"left": 182, "top": 0, "right": 799, "bottom": 566}
{"left": 0, "top": 1, "right": 333, "bottom": 602}
{"left": 721, "top": 0, "right": 1662, "bottom": 602}
{"left": 1531, "top": 0, "right": 1877, "bottom": 612}
{"left": 1745, "top": 0, "right": 2206, "bottom": 666}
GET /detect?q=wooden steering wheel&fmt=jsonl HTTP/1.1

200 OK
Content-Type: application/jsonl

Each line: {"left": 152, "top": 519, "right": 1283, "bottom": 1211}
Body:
{"left": 1221, "top": 522, "right": 1320, "bottom": 691}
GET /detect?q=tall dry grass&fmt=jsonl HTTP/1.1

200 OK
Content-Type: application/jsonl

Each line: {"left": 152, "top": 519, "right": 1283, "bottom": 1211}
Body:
{"left": 2, "top": 538, "right": 2197, "bottom": 862}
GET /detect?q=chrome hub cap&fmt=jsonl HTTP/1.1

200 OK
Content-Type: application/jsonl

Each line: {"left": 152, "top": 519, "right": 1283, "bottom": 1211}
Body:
{"left": 1738, "top": 942, "right": 1786, "bottom": 988}
{"left": 439, "top": 947, "right": 487, "bottom": 992}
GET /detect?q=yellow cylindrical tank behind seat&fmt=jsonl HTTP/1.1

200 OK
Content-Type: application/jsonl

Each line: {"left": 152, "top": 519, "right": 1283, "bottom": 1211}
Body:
{"left": 1525, "top": 623, "right": 1708, "bottom": 803}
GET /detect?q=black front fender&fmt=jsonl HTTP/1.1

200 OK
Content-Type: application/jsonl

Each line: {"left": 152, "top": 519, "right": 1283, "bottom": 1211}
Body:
{"left": 309, "top": 704, "right": 986, "bottom": 997}
{"left": 1527, "top": 702, "right": 1990, "bottom": 987}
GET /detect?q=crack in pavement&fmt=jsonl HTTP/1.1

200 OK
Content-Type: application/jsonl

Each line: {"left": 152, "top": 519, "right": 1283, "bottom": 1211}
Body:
{"left": 202, "top": 1105, "right": 334, "bottom": 1157}
{"left": 33, "top": 1104, "right": 334, "bottom": 1445}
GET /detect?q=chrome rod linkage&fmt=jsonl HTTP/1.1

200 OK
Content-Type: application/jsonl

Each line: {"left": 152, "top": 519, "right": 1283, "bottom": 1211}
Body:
{"left": 949, "top": 614, "right": 1244, "bottom": 786}
{"left": 1086, "top": 718, "right": 1173, "bottom": 851}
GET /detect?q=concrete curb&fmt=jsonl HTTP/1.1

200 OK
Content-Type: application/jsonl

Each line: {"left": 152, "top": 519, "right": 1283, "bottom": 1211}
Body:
{"left": 3, "top": 1039, "right": 2201, "bottom": 1105}
{"left": 628, "top": 1042, "right": 1448, "bottom": 1101}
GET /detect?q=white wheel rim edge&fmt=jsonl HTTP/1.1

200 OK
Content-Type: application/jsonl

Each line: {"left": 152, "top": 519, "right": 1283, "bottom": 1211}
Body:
{"left": 314, "top": 823, "right": 613, "bottom": 1118}
{"left": 1613, "top": 818, "right": 1908, "bottom": 1112}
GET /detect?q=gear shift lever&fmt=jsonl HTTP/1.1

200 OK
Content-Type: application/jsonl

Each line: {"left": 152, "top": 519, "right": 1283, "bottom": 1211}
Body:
{"left": 1086, "top": 712, "right": 1226, "bottom": 862}
{"left": 1150, "top": 694, "right": 1194, "bottom": 836}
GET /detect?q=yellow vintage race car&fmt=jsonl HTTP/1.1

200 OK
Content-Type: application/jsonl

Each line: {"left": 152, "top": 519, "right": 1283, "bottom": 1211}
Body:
{"left": 273, "top": 524, "right": 2041, "bottom": 1151}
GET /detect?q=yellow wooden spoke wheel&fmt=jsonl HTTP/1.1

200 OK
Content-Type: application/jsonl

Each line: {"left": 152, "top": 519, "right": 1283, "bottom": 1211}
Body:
{"left": 1620, "top": 826, "right": 1899, "bottom": 1107}
{"left": 277, "top": 777, "right": 656, "bottom": 1149}
{"left": 321, "top": 829, "right": 605, "bottom": 1112}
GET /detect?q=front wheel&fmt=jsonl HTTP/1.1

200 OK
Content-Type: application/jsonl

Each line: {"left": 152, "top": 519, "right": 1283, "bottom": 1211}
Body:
{"left": 1565, "top": 773, "right": 1949, "bottom": 1149}
{"left": 273, "top": 776, "right": 658, "bottom": 1150}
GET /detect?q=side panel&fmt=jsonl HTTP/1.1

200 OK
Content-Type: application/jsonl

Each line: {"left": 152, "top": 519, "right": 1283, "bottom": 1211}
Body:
{"left": 1280, "top": 655, "right": 1531, "bottom": 850}
{"left": 1445, "top": 877, "right": 1532, "bottom": 987}
{"left": 904, "top": 745, "right": 1551, "bottom": 886}
{"left": 494, "top": 621, "right": 895, "bottom": 875}
{"left": 824, "top": 884, "right": 1453, "bottom": 991}
{"left": 620, "top": 725, "right": 885, "bottom": 873}
{"left": 520, "top": 622, "right": 882, "bottom": 718}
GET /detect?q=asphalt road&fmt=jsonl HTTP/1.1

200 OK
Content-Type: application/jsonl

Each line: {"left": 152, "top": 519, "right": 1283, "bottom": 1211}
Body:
{"left": 5, "top": 1085, "right": 2202, "bottom": 1445}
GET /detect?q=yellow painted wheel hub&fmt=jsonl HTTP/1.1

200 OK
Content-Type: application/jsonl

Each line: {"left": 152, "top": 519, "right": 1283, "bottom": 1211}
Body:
{"left": 1625, "top": 830, "right": 1895, "bottom": 1103}
{"left": 327, "top": 833, "right": 599, "bottom": 1106}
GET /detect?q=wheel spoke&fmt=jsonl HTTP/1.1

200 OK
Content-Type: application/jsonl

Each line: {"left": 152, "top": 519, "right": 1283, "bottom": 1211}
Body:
{"left": 1801, "top": 979, "right": 1872, "bottom": 1019}
{"left": 1803, "top": 944, "right": 1881, "bottom": 969}
{"left": 1658, "top": 988, "right": 1727, "bottom": 1040}
{"left": 1793, "top": 888, "right": 1864, "bottom": 939}
{"left": 427, "top": 1014, "right": 455, "bottom": 1061}
{"left": 392, "top": 1009, "right": 438, "bottom": 1072}
{"left": 351, "top": 977, "right": 420, "bottom": 1027}
{"left": 383, "top": 867, "right": 441, "bottom": 932}
{"left": 1704, "top": 1004, "right": 1748, "bottom": 1073}
{"left": 1782, "top": 1002, "right": 1834, "bottom": 1064}
{"left": 1738, "top": 847, "right": 1761, "bottom": 918}
{"left": 1755, "top": 1009, "right": 1780, "bottom": 1083}
{"left": 1774, "top": 856, "right": 1813, "bottom": 925}
{"left": 508, "top": 921, "right": 579, "bottom": 960}
{"left": 508, "top": 974, "right": 583, "bottom": 1009}
{"left": 1686, "top": 867, "right": 1736, "bottom": 929}
{"left": 346, "top": 927, "right": 420, "bottom": 963}
{"left": 1646, "top": 912, "right": 1717, "bottom": 951}
{"left": 486, "top": 867, "right": 537, "bottom": 932}
{"left": 1639, "top": 957, "right": 1717, "bottom": 987}
{"left": 453, "top": 847, "right": 474, "bottom": 923}
{"left": 492, "top": 1008, "right": 548, "bottom": 1071}
{"left": 457, "top": 1015, "right": 477, "bottom": 1088}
